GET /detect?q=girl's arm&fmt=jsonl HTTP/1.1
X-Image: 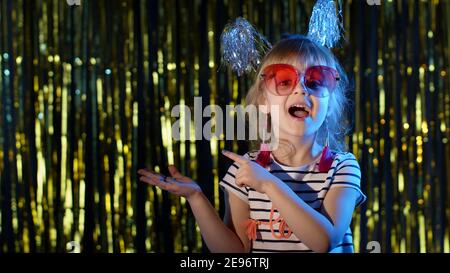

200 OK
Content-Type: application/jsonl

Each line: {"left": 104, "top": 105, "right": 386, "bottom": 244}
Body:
{"left": 263, "top": 181, "right": 358, "bottom": 253}
{"left": 223, "top": 190, "right": 252, "bottom": 252}
{"left": 187, "top": 190, "right": 250, "bottom": 253}
{"left": 138, "top": 166, "right": 250, "bottom": 253}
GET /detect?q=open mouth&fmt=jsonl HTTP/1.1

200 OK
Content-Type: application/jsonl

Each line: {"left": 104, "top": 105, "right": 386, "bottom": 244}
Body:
{"left": 288, "top": 104, "right": 310, "bottom": 119}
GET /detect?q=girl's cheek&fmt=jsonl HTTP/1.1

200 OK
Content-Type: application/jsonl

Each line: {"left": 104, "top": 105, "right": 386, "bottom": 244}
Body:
{"left": 264, "top": 92, "right": 277, "bottom": 106}
{"left": 268, "top": 96, "right": 288, "bottom": 109}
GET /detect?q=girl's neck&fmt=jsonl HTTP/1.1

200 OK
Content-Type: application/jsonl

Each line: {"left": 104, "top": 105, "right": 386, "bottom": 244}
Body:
{"left": 272, "top": 133, "right": 323, "bottom": 167}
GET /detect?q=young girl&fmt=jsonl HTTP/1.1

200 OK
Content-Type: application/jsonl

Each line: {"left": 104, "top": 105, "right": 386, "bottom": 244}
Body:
{"left": 138, "top": 35, "right": 366, "bottom": 253}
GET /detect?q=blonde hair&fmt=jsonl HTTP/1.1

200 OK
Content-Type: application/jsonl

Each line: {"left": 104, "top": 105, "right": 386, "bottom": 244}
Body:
{"left": 246, "top": 34, "right": 351, "bottom": 152}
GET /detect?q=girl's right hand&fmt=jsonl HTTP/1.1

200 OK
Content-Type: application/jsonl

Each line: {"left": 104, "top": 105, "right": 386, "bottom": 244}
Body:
{"left": 137, "top": 165, "right": 202, "bottom": 201}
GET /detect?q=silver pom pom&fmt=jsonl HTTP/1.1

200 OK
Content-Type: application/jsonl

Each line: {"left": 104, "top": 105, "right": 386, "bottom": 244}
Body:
{"left": 307, "top": 0, "right": 343, "bottom": 48}
{"left": 220, "top": 17, "right": 272, "bottom": 76}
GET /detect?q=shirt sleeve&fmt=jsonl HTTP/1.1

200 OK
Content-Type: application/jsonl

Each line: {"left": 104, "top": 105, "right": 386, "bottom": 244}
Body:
{"left": 218, "top": 153, "right": 252, "bottom": 204}
{"left": 330, "top": 152, "right": 367, "bottom": 207}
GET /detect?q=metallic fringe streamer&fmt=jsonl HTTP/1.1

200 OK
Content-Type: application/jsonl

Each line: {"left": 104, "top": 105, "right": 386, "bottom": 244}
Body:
{"left": 0, "top": 0, "right": 448, "bottom": 253}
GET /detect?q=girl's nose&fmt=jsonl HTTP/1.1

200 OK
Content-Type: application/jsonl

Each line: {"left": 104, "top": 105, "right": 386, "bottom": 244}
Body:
{"left": 292, "top": 83, "right": 307, "bottom": 96}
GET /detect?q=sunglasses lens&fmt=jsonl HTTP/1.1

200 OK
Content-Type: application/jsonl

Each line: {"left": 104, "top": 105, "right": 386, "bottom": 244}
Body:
{"left": 275, "top": 69, "right": 297, "bottom": 94}
{"left": 262, "top": 64, "right": 339, "bottom": 97}
{"left": 262, "top": 65, "right": 298, "bottom": 95}
{"left": 304, "top": 66, "right": 338, "bottom": 97}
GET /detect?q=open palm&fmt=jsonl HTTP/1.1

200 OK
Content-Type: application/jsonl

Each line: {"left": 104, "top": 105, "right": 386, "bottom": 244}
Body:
{"left": 138, "top": 165, "right": 201, "bottom": 199}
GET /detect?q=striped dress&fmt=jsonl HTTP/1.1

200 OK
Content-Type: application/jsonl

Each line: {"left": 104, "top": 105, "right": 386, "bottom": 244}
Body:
{"left": 219, "top": 150, "right": 367, "bottom": 253}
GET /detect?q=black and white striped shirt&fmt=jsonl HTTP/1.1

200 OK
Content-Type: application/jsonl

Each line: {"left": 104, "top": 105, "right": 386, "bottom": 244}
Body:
{"left": 219, "top": 150, "right": 366, "bottom": 253}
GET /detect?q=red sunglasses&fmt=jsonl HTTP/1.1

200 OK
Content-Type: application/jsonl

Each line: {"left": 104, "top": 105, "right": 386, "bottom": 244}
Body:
{"left": 260, "top": 64, "right": 340, "bottom": 98}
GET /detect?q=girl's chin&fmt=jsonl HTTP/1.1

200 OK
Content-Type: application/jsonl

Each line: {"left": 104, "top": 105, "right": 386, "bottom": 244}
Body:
{"left": 279, "top": 127, "right": 309, "bottom": 138}
{"left": 287, "top": 115, "right": 312, "bottom": 128}
{"left": 278, "top": 121, "right": 317, "bottom": 137}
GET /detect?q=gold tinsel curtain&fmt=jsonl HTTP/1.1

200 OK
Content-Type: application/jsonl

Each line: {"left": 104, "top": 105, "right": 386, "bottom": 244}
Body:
{"left": 0, "top": 0, "right": 449, "bottom": 253}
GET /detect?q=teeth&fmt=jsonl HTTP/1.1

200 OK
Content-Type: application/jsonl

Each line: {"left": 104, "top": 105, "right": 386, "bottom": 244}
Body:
{"left": 288, "top": 103, "right": 311, "bottom": 119}
{"left": 289, "top": 104, "right": 310, "bottom": 113}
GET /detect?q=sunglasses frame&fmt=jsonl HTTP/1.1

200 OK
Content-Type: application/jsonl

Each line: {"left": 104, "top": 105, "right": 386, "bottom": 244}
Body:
{"left": 259, "top": 63, "right": 340, "bottom": 97}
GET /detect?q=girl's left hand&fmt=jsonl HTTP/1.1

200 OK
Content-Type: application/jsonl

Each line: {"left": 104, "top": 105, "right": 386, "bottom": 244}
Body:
{"left": 222, "top": 150, "right": 279, "bottom": 194}
{"left": 138, "top": 165, "right": 202, "bottom": 201}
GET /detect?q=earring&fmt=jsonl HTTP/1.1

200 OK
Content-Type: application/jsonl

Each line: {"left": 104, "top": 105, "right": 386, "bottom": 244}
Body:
{"left": 256, "top": 112, "right": 272, "bottom": 168}
{"left": 318, "top": 118, "right": 334, "bottom": 172}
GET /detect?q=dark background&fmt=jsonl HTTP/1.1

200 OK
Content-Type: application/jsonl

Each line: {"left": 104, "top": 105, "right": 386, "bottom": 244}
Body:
{"left": 0, "top": 0, "right": 448, "bottom": 253}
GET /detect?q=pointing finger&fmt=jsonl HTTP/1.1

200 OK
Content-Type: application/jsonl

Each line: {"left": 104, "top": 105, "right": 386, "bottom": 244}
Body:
{"left": 221, "top": 150, "right": 248, "bottom": 165}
